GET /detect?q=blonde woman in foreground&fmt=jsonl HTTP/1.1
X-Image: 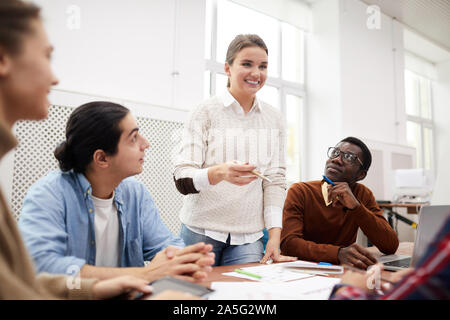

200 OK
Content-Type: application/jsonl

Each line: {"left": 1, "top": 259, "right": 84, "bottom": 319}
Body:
{"left": 0, "top": 0, "right": 199, "bottom": 300}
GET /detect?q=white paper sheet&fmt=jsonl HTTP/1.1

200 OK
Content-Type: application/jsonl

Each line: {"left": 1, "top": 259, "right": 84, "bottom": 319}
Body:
{"left": 282, "top": 276, "right": 342, "bottom": 299}
{"left": 222, "top": 263, "right": 313, "bottom": 282}
{"left": 209, "top": 276, "right": 341, "bottom": 300}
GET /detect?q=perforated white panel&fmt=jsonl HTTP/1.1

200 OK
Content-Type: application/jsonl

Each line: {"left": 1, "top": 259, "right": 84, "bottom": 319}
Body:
{"left": 135, "top": 117, "right": 184, "bottom": 234}
{"left": 11, "top": 105, "right": 71, "bottom": 220}
{"left": 11, "top": 104, "right": 184, "bottom": 235}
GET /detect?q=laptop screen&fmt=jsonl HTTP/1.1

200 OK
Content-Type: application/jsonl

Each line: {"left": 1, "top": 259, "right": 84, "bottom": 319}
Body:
{"left": 411, "top": 205, "right": 450, "bottom": 266}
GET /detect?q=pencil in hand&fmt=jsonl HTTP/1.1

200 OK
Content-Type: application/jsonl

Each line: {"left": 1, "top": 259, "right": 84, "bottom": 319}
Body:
{"left": 251, "top": 170, "right": 272, "bottom": 183}
{"left": 232, "top": 160, "right": 272, "bottom": 183}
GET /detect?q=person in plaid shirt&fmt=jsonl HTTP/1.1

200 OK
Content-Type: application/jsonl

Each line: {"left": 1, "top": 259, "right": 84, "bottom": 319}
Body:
{"left": 330, "top": 213, "right": 450, "bottom": 300}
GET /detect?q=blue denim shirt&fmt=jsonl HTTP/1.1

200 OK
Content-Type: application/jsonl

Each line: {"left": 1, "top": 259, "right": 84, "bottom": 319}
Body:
{"left": 18, "top": 170, "right": 184, "bottom": 275}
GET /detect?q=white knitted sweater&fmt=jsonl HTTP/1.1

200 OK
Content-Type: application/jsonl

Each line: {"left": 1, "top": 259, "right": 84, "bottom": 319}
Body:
{"left": 173, "top": 93, "right": 286, "bottom": 234}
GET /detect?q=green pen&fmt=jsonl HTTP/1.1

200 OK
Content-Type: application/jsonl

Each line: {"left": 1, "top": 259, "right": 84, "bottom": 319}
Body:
{"left": 234, "top": 268, "right": 262, "bottom": 280}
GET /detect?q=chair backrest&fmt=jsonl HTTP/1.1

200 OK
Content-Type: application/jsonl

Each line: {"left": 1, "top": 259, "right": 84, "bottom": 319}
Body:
{"left": 11, "top": 104, "right": 184, "bottom": 235}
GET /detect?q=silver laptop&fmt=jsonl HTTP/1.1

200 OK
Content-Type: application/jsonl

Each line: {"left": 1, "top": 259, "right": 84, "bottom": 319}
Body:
{"left": 378, "top": 205, "right": 450, "bottom": 271}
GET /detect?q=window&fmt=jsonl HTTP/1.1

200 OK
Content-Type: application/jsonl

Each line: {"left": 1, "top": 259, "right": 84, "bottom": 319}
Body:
{"left": 404, "top": 69, "right": 434, "bottom": 170}
{"left": 204, "top": 0, "right": 306, "bottom": 184}
{"left": 285, "top": 95, "right": 303, "bottom": 183}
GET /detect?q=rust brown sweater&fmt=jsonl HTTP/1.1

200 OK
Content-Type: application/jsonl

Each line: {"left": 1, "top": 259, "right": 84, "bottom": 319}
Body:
{"left": 280, "top": 180, "right": 399, "bottom": 264}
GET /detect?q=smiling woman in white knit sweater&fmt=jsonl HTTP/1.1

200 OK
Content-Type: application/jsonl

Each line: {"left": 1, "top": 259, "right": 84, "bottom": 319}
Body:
{"left": 173, "top": 34, "right": 297, "bottom": 266}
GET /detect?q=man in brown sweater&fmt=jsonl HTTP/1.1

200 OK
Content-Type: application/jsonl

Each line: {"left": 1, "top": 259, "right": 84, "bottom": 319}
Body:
{"left": 281, "top": 137, "right": 399, "bottom": 269}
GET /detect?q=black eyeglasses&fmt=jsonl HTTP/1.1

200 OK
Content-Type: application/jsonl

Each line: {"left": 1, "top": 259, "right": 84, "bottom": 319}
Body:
{"left": 327, "top": 147, "right": 364, "bottom": 167}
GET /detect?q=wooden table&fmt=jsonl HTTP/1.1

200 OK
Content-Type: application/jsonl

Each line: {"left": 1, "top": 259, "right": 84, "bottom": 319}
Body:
{"left": 201, "top": 242, "right": 414, "bottom": 288}
{"left": 366, "top": 241, "right": 414, "bottom": 258}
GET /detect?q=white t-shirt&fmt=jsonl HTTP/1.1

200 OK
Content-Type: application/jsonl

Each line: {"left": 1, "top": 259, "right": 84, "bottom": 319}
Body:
{"left": 92, "top": 192, "right": 120, "bottom": 267}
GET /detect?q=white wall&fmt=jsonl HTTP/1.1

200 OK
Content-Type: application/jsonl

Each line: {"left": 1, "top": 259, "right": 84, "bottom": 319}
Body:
{"left": 340, "top": 0, "right": 406, "bottom": 145}
{"left": 1, "top": 0, "right": 207, "bottom": 203}
{"left": 35, "top": 0, "right": 205, "bottom": 112}
{"left": 305, "top": 0, "right": 343, "bottom": 180}
{"left": 431, "top": 60, "right": 450, "bottom": 205}
{"left": 306, "top": 0, "right": 406, "bottom": 181}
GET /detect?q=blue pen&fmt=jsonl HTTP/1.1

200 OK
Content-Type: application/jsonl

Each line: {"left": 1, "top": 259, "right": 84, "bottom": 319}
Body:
{"left": 318, "top": 262, "right": 332, "bottom": 266}
{"left": 322, "top": 175, "right": 336, "bottom": 186}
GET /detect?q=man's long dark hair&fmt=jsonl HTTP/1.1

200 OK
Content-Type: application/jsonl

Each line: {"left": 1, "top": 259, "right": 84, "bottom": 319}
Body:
{"left": 54, "top": 101, "right": 129, "bottom": 173}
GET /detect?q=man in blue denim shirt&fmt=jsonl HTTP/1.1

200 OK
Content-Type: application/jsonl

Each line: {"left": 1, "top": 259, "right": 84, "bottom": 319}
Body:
{"left": 19, "top": 102, "right": 214, "bottom": 282}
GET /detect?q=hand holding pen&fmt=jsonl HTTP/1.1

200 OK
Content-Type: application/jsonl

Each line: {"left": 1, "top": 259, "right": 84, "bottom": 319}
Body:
{"left": 207, "top": 161, "right": 272, "bottom": 186}
{"left": 323, "top": 175, "right": 360, "bottom": 209}
{"left": 232, "top": 160, "right": 272, "bottom": 183}
{"left": 207, "top": 161, "right": 257, "bottom": 186}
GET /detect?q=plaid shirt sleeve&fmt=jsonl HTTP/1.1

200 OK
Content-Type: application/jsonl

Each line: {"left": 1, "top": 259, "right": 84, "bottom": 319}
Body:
{"left": 330, "top": 214, "right": 450, "bottom": 300}
{"left": 329, "top": 284, "right": 377, "bottom": 300}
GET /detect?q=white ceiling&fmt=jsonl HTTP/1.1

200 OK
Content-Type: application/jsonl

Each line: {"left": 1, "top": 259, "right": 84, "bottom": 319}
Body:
{"left": 360, "top": 0, "right": 450, "bottom": 53}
